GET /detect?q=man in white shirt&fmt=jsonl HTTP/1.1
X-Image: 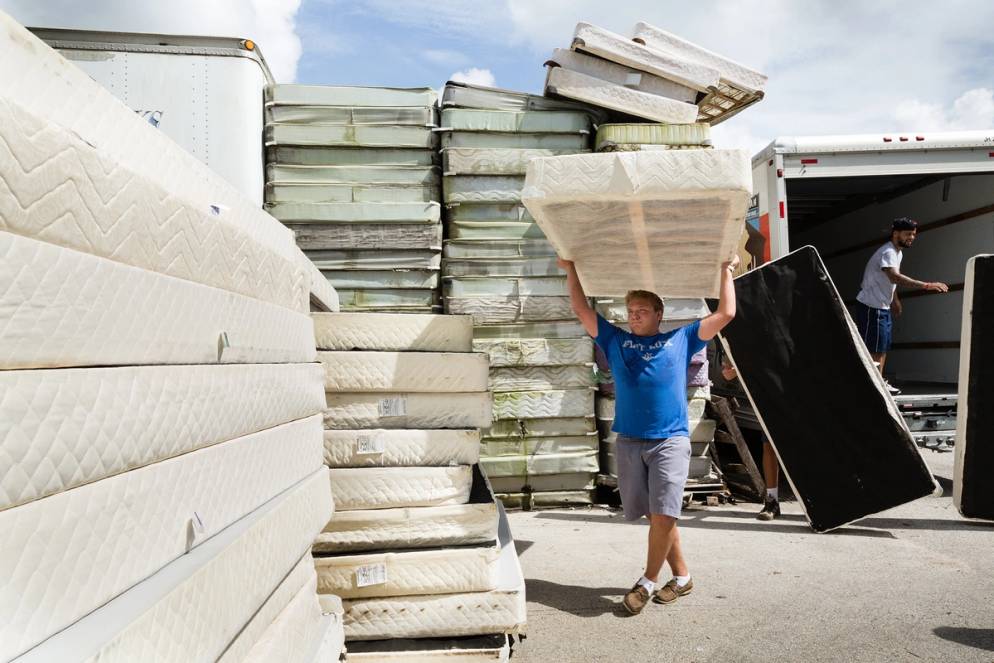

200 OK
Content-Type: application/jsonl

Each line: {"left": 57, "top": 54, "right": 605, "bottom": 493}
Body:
{"left": 854, "top": 217, "right": 948, "bottom": 394}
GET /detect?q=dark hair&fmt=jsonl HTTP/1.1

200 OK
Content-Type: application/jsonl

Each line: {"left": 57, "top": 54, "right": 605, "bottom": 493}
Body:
{"left": 625, "top": 290, "right": 664, "bottom": 312}
{"left": 892, "top": 217, "right": 918, "bottom": 232}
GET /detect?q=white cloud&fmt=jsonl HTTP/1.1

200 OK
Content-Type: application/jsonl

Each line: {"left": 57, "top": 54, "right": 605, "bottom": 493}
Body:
{"left": 0, "top": 0, "right": 304, "bottom": 81}
{"left": 424, "top": 48, "right": 469, "bottom": 67}
{"left": 449, "top": 67, "right": 496, "bottom": 88}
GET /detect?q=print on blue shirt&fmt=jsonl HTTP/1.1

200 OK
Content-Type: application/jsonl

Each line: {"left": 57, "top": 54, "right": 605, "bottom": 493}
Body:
{"left": 594, "top": 314, "right": 707, "bottom": 439}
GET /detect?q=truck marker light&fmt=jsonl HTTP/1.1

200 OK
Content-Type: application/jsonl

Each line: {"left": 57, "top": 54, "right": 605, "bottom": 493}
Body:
{"left": 883, "top": 137, "right": 893, "bottom": 142}
{"left": 242, "top": 39, "right": 256, "bottom": 50}
{"left": 899, "top": 136, "right": 909, "bottom": 142}
{"left": 916, "top": 136, "right": 925, "bottom": 141}
{"left": 779, "top": 201, "right": 785, "bottom": 218}
{"left": 776, "top": 168, "right": 783, "bottom": 177}
{"left": 800, "top": 158, "right": 818, "bottom": 164}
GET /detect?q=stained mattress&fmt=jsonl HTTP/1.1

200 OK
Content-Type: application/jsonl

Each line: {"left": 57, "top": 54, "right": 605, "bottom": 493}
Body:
{"left": 482, "top": 434, "right": 599, "bottom": 458}
{"left": 266, "top": 105, "right": 437, "bottom": 126}
{"left": 473, "top": 320, "right": 587, "bottom": 340}
{"left": 9, "top": 467, "right": 330, "bottom": 663}
{"left": 485, "top": 417, "right": 596, "bottom": 439}
{"left": 324, "top": 429, "right": 481, "bottom": 467}
{"left": 269, "top": 182, "right": 438, "bottom": 204}
{"left": 521, "top": 149, "right": 750, "bottom": 298}
{"left": 319, "top": 351, "right": 489, "bottom": 392}
{"left": 269, "top": 201, "right": 441, "bottom": 224}
{"left": 489, "top": 472, "right": 595, "bottom": 493}
{"left": 443, "top": 148, "right": 586, "bottom": 175}
{"left": 473, "top": 337, "right": 594, "bottom": 367}
{"left": 489, "top": 365, "right": 596, "bottom": 392}
{"left": 291, "top": 222, "right": 442, "bottom": 251}
{"left": 314, "top": 312, "right": 472, "bottom": 352}
{"left": 442, "top": 80, "right": 606, "bottom": 122}
{"left": 0, "top": 363, "right": 324, "bottom": 511}
{"left": 440, "top": 109, "right": 591, "bottom": 134}
{"left": 492, "top": 389, "right": 595, "bottom": 420}
{"left": 265, "top": 124, "right": 436, "bottom": 149}
{"left": 315, "top": 465, "right": 498, "bottom": 553}
{"left": 443, "top": 239, "right": 554, "bottom": 259}
{"left": 323, "top": 270, "right": 439, "bottom": 290}
{"left": 440, "top": 131, "right": 589, "bottom": 151}
{"left": 443, "top": 257, "right": 561, "bottom": 278}
{"left": 545, "top": 48, "right": 697, "bottom": 103}
{"left": 544, "top": 67, "right": 699, "bottom": 124}
{"left": 954, "top": 255, "right": 994, "bottom": 520}
{"left": 337, "top": 288, "right": 441, "bottom": 311}
{"left": 268, "top": 164, "right": 439, "bottom": 187}
{"left": 345, "top": 634, "right": 510, "bottom": 662}
{"left": 443, "top": 175, "right": 526, "bottom": 203}
{"left": 329, "top": 465, "right": 473, "bottom": 511}
{"left": 719, "top": 246, "right": 936, "bottom": 532}
{"left": 444, "top": 296, "right": 573, "bottom": 325}
{"left": 341, "top": 508, "right": 525, "bottom": 640}
{"left": 480, "top": 450, "right": 600, "bottom": 478}
{"left": 307, "top": 249, "right": 441, "bottom": 270}
{"left": 595, "top": 123, "right": 712, "bottom": 151}
{"left": 266, "top": 84, "right": 438, "bottom": 107}
{"left": 269, "top": 145, "right": 437, "bottom": 167}
{"left": 0, "top": 231, "right": 317, "bottom": 369}
{"left": 446, "top": 221, "right": 544, "bottom": 241}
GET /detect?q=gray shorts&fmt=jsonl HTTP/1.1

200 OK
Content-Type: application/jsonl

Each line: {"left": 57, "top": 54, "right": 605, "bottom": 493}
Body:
{"left": 616, "top": 435, "right": 691, "bottom": 520}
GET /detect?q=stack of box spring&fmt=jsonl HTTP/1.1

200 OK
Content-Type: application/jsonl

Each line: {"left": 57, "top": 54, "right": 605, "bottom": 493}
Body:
{"left": 266, "top": 85, "right": 442, "bottom": 313}
{"left": 313, "top": 312, "right": 526, "bottom": 658}
{"left": 544, "top": 21, "right": 767, "bottom": 125}
{"left": 0, "top": 12, "right": 342, "bottom": 662}
{"left": 438, "top": 81, "right": 601, "bottom": 508}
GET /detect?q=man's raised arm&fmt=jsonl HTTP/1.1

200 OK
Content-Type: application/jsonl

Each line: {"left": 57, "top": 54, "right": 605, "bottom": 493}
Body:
{"left": 698, "top": 255, "right": 740, "bottom": 341}
{"left": 558, "top": 258, "right": 598, "bottom": 338}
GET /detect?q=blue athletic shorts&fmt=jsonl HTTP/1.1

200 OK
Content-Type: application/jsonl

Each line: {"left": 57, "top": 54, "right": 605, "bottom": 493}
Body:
{"left": 855, "top": 302, "right": 892, "bottom": 353}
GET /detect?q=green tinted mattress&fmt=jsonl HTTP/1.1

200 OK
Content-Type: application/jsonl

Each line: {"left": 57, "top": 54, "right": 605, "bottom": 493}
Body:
{"left": 265, "top": 124, "right": 435, "bottom": 148}
{"left": 265, "top": 105, "right": 437, "bottom": 126}
{"left": 267, "top": 202, "right": 441, "bottom": 224}
{"left": 266, "top": 84, "right": 438, "bottom": 107}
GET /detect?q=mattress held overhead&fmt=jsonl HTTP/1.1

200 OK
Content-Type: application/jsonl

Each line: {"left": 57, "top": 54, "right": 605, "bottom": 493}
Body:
{"left": 319, "top": 351, "right": 489, "bottom": 392}
{"left": 313, "top": 312, "right": 472, "bottom": 352}
{"left": 324, "top": 429, "right": 481, "bottom": 467}
{"left": 329, "top": 465, "right": 474, "bottom": 511}
{"left": 521, "top": 149, "right": 750, "bottom": 298}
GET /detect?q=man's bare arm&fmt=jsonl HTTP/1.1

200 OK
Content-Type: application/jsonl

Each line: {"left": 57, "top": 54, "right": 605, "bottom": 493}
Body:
{"left": 891, "top": 291, "right": 903, "bottom": 317}
{"left": 698, "top": 255, "right": 740, "bottom": 341}
{"left": 558, "top": 258, "right": 598, "bottom": 337}
{"left": 883, "top": 267, "right": 948, "bottom": 293}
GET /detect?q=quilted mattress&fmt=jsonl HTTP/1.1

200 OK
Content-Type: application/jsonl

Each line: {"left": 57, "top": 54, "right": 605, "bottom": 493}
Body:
{"left": 484, "top": 417, "right": 596, "bottom": 439}
{"left": 269, "top": 182, "right": 438, "bottom": 204}
{"left": 521, "top": 149, "right": 750, "bottom": 298}
{"left": 596, "top": 297, "right": 709, "bottom": 322}
{"left": 443, "top": 175, "right": 526, "bottom": 203}
{"left": 595, "top": 123, "right": 712, "bottom": 151}
{"left": 315, "top": 464, "right": 497, "bottom": 553}
{"left": 10, "top": 467, "right": 330, "bottom": 663}
{"left": 492, "top": 389, "right": 595, "bottom": 420}
{"left": 954, "top": 255, "right": 993, "bottom": 520}
{"left": 0, "top": 363, "right": 324, "bottom": 511}
{"left": 444, "top": 296, "right": 574, "bottom": 325}
{"left": 442, "top": 80, "right": 606, "bottom": 121}
{"left": 0, "top": 97, "right": 308, "bottom": 313}
{"left": 307, "top": 263, "right": 341, "bottom": 313}
{"left": 269, "top": 145, "right": 437, "bottom": 167}
{"left": 319, "top": 351, "right": 488, "bottom": 392}
{"left": 482, "top": 434, "right": 599, "bottom": 458}
{"left": 324, "top": 429, "right": 480, "bottom": 467}
{"left": 290, "top": 222, "right": 443, "bottom": 251}
{"left": 473, "top": 320, "right": 587, "bottom": 340}
{"left": 345, "top": 634, "right": 510, "bottom": 662}
{"left": 341, "top": 508, "right": 526, "bottom": 640}
{"left": 440, "top": 109, "right": 591, "bottom": 134}
{"left": 241, "top": 570, "right": 333, "bottom": 663}
{"left": 0, "top": 231, "right": 317, "bottom": 370}
{"left": 269, "top": 164, "right": 440, "bottom": 186}
{"left": 489, "top": 365, "right": 595, "bottom": 392}
{"left": 269, "top": 201, "right": 441, "bottom": 224}
{"left": 473, "top": 337, "right": 594, "bottom": 367}
{"left": 314, "top": 312, "right": 472, "bottom": 352}
{"left": 545, "top": 48, "right": 697, "bottom": 103}
{"left": 265, "top": 124, "right": 436, "bottom": 149}
{"left": 314, "top": 540, "right": 500, "bottom": 599}
{"left": 544, "top": 67, "right": 699, "bottom": 124}
{"left": 266, "top": 84, "right": 438, "bottom": 107}
{"left": 443, "top": 148, "right": 586, "bottom": 175}
{"left": 266, "top": 105, "right": 437, "bottom": 126}
{"left": 481, "top": 450, "right": 600, "bottom": 478}
{"left": 443, "top": 257, "right": 561, "bottom": 278}
{"left": 329, "top": 465, "right": 473, "bottom": 511}
{"left": 443, "top": 239, "right": 554, "bottom": 259}
{"left": 441, "top": 131, "right": 589, "bottom": 151}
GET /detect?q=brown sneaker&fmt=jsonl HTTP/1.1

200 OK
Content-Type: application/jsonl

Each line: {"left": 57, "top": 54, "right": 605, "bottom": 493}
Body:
{"left": 757, "top": 496, "right": 781, "bottom": 521}
{"left": 652, "top": 578, "right": 693, "bottom": 604}
{"left": 622, "top": 583, "right": 651, "bottom": 615}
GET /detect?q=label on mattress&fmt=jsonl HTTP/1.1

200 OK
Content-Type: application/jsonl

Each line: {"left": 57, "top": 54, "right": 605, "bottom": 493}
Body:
{"left": 355, "top": 563, "right": 388, "bottom": 587}
{"left": 356, "top": 435, "right": 387, "bottom": 455}
{"left": 378, "top": 396, "right": 408, "bottom": 417}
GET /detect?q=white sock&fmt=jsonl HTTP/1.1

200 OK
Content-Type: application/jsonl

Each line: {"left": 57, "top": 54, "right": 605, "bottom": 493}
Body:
{"left": 674, "top": 575, "right": 691, "bottom": 588}
{"left": 636, "top": 576, "right": 655, "bottom": 592}
{"left": 767, "top": 487, "right": 779, "bottom": 500}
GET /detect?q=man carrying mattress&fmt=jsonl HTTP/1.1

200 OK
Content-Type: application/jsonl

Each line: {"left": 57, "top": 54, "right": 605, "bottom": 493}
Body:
{"left": 559, "top": 255, "right": 739, "bottom": 615}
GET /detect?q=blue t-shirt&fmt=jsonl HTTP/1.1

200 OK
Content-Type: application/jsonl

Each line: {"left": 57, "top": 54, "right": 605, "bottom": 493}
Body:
{"left": 594, "top": 314, "right": 707, "bottom": 439}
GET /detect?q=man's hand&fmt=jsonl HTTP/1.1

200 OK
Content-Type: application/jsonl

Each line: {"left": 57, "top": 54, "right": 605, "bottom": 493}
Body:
{"left": 722, "top": 254, "right": 741, "bottom": 272}
{"left": 557, "top": 257, "right": 574, "bottom": 270}
{"left": 923, "top": 281, "right": 949, "bottom": 293}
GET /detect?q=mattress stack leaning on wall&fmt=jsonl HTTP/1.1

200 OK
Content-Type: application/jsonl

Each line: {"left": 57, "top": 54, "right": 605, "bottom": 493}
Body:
{"left": 265, "top": 84, "right": 443, "bottom": 313}
{"left": 313, "top": 312, "right": 526, "bottom": 659}
{"left": 439, "top": 81, "right": 605, "bottom": 509}
{"left": 0, "top": 12, "right": 344, "bottom": 662}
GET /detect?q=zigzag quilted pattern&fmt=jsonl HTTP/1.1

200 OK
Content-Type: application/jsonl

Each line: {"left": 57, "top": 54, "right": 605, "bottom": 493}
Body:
{"left": 241, "top": 573, "right": 330, "bottom": 663}
{"left": 324, "top": 429, "right": 480, "bottom": 467}
{"left": 0, "top": 363, "right": 324, "bottom": 511}
{"left": 329, "top": 466, "right": 473, "bottom": 510}
{"left": 474, "top": 337, "right": 594, "bottom": 367}
{"left": 443, "top": 176, "right": 525, "bottom": 203}
{"left": 547, "top": 67, "right": 698, "bottom": 124}
{"left": 314, "top": 313, "right": 472, "bottom": 352}
{"left": 490, "top": 365, "right": 595, "bottom": 392}
{"left": 319, "top": 351, "right": 489, "bottom": 392}
{"left": 324, "top": 392, "right": 492, "bottom": 429}
{"left": 0, "top": 99, "right": 309, "bottom": 312}
{"left": 0, "top": 415, "right": 324, "bottom": 660}
{"left": 493, "top": 389, "right": 595, "bottom": 420}
{"left": 444, "top": 296, "right": 574, "bottom": 325}
{"left": 314, "top": 502, "right": 497, "bottom": 553}
{"left": 0, "top": 232, "right": 317, "bottom": 369}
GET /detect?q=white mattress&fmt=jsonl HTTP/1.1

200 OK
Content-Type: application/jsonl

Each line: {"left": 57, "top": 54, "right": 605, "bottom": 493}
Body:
{"left": 307, "top": 261, "right": 342, "bottom": 312}
{"left": 266, "top": 84, "right": 437, "bottom": 107}
{"left": 265, "top": 124, "right": 436, "bottom": 149}
{"left": 473, "top": 337, "right": 593, "bottom": 367}
{"left": 441, "top": 131, "right": 589, "bottom": 151}
{"left": 444, "top": 296, "right": 574, "bottom": 325}
{"left": 0, "top": 363, "right": 324, "bottom": 511}
{"left": 521, "top": 150, "right": 750, "bottom": 298}
{"left": 545, "top": 67, "right": 699, "bottom": 124}
{"left": 324, "top": 429, "right": 480, "bottom": 467}
{"left": 319, "top": 351, "right": 489, "bottom": 392}
{"left": 443, "top": 148, "right": 586, "bottom": 176}
{"left": 484, "top": 417, "right": 596, "bottom": 439}
{"left": 481, "top": 450, "right": 600, "bottom": 478}
{"left": 443, "top": 257, "right": 560, "bottom": 278}
{"left": 442, "top": 80, "right": 605, "bottom": 120}
{"left": 270, "top": 201, "right": 442, "bottom": 224}
{"left": 443, "top": 175, "right": 526, "bottom": 203}
{"left": 291, "top": 222, "right": 443, "bottom": 251}
{"left": 444, "top": 276, "right": 566, "bottom": 297}
{"left": 329, "top": 465, "right": 473, "bottom": 511}
{"left": 492, "top": 389, "right": 595, "bottom": 420}
{"left": 571, "top": 22, "right": 719, "bottom": 92}
{"left": 269, "top": 145, "right": 437, "bottom": 168}
{"left": 439, "top": 109, "right": 591, "bottom": 134}
{"left": 341, "top": 511, "right": 526, "bottom": 640}
{"left": 315, "top": 542, "right": 500, "bottom": 599}
{"left": 473, "top": 320, "right": 587, "bottom": 340}
{"left": 241, "top": 570, "right": 332, "bottom": 663}
{"left": 546, "top": 48, "right": 697, "bottom": 103}
{"left": 266, "top": 104, "right": 437, "bottom": 126}
{"left": 314, "top": 312, "right": 472, "bottom": 352}
{"left": 489, "top": 365, "right": 595, "bottom": 392}
{"left": 595, "top": 297, "right": 709, "bottom": 322}
{"left": 11, "top": 468, "right": 330, "bottom": 663}
{"left": 0, "top": 414, "right": 323, "bottom": 660}
{"left": 269, "top": 164, "right": 440, "bottom": 186}
{"left": 268, "top": 182, "right": 437, "bottom": 204}
{"left": 0, "top": 231, "right": 317, "bottom": 369}
{"left": 0, "top": 98, "right": 309, "bottom": 313}
{"left": 324, "top": 392, "right": 492, "bottom": 429}
{"left": 443, "top": 239, "right": 554, "bottom": 259}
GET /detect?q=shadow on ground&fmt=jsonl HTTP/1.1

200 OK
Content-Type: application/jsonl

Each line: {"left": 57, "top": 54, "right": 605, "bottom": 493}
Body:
{"left": 933, "top": 626, "right": 994, "bottom": 652}
{"left": 525, "top": 578, "right": 630, "bottom": 618}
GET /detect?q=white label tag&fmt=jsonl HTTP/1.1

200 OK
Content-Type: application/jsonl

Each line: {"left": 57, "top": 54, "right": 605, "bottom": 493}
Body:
{"left": 356, "top": 434, "right": 386, "bottom": 455}
{"left": 624, "top": 72, "right": 642, "bottom": 87}
{"left": 355, "top": 563, "right": 387, "bottom": 587}
{"left": 378, "top": 396, "right": 407, "bottom": 417}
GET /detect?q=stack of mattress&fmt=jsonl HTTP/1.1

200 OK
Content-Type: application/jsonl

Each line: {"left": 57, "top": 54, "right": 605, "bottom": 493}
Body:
{"left": 544, "top": 21, "right": 767, "bottom": 125}
{"left": 438, "top": 81, "right": 601, "bottom": 508}
{"left": 594, "top": 300, "right": 722, "bottom": 491}
{"left": 0, "top": 13, "right": 342, "bottom": 662}
{"left": 265, "top": 85, "right": 442, "bottom": 313}
{"left": 313, "top": 312, "right": 527, "bottom": 656}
